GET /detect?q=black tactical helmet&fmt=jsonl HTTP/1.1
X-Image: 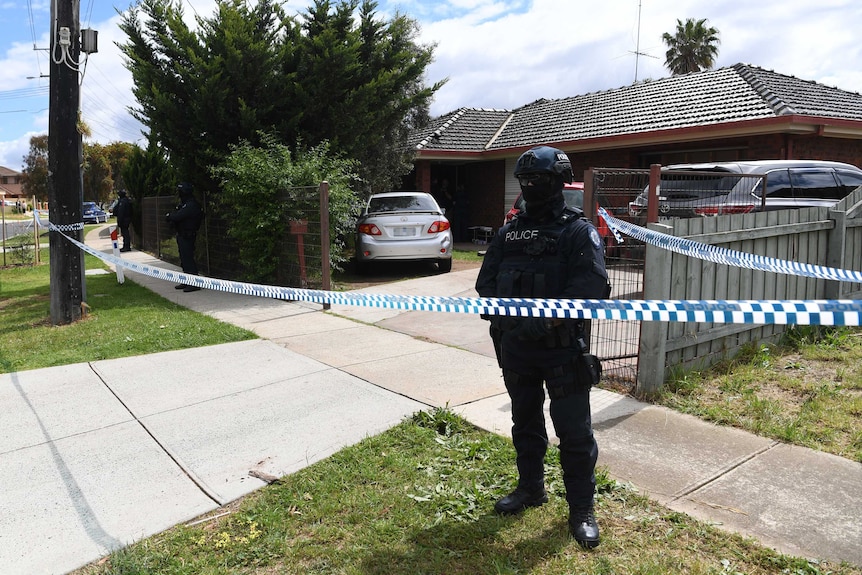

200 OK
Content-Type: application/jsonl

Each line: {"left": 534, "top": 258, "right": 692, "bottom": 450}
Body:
{"left": 177, "top": 182, "right": 194, "bottom": 196}
{"left": 513, "top": 146, "right": 573, "bottom": 183}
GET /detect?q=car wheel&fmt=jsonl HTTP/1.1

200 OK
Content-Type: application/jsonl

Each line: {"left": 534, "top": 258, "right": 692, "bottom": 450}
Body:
{"left": 437, "top": 258, "right": 452, "bottom": 273}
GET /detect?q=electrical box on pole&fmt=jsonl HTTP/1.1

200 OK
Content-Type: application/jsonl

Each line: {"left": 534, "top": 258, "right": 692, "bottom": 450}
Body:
{"left": 48, "top": 0, "right": 84, "bottom": 325}
{"left": 81, "top": 28, "right": 98, "bottom": 54}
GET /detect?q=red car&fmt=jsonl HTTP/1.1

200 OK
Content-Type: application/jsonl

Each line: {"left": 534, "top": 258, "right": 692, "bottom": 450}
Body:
{"left": 504, "top": 182, "right": 613, "bottom": 243}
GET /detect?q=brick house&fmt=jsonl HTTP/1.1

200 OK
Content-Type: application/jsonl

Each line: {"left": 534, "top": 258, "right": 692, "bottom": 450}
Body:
{"left": 0, "top": 166, "right": 25, "bottom": 207}
{"left": 404, "top": 63, "right": 862, "bottom": 239}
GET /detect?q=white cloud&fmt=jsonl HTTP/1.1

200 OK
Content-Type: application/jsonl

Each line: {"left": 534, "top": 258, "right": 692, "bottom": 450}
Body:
{"left": 0, "top": 131, "right": 41, "bottom": 172}
{"left": 4, "top": 0, "right": 862, "bottom": 171}
{"left": 79, "top": 14, "right": 147, "bottom": 145}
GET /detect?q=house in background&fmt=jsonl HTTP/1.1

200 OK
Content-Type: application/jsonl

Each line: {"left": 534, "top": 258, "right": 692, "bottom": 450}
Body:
{"left": 0, "top": 166, "right": 25, "bottom": 208}
{"left": 404, "top": 63, "right": 862, "bottom": 239}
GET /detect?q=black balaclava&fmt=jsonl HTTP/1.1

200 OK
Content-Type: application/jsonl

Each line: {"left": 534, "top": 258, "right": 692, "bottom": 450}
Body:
{"left": 521, "top": 174, "right": 565, "bottom": 223}
{"left": 177, "top": 182, "right": 194, "bottom": 202}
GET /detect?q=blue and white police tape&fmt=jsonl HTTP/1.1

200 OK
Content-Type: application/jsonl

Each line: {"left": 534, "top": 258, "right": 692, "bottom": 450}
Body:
{"left": 34, "top": 212, "right": 82, "bottom": 232}
{"left": 48, "top": 222, "right": 862, "bottom": 327}
{"left": 597, "top": 208, "right": 625, "bottom": 244}
{"left": 598, "top": 207, "right": 862, "bottom": 284}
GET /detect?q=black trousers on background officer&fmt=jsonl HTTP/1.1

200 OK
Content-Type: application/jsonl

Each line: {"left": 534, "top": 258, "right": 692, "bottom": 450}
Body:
{"left": 176, "top": 231, "right": 199, "bottom": 276}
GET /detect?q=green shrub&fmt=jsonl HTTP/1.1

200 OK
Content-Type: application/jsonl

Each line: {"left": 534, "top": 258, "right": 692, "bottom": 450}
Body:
{"left": 212, "top": 135, "right": 361, "bottom": 283}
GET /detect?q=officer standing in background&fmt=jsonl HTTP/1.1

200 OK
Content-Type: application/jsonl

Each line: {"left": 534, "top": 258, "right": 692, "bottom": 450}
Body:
{"left": 113, "top": 190, "right": 133, "bottom": 252}
{"left": 476, "top": 146, "right": 610, "bottom": 548}
{"left": 166, "top": 182, "right": 204, "bottom": 292}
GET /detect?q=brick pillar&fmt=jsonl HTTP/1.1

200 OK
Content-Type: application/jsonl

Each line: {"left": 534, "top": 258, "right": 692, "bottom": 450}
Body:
{"left": 416, "top": 160, "right": 432, "bottom": 194}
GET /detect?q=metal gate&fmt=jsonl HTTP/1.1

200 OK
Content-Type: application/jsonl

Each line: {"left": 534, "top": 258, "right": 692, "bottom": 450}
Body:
{"left": 584, "top": 168, "right": 652, "bottom": 388}
{"left": 583, "top": 167, "right": 773, "bottom": 390}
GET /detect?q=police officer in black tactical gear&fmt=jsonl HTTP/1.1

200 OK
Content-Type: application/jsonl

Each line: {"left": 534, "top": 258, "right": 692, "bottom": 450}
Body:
{"left": 166, "top": 182, "right": 204, "bottom": 292}
{"left": 114, "top": 190, "right": 133, "bottom": 252}
{"left": 476, "top": 145, "right": 610, "bottom": 548}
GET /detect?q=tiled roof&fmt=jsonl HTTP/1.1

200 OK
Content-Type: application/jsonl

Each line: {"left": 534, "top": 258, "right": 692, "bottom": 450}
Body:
{"left": 413, "top": 63, "right": 862, "bottom": 153}
{"left": 0, "top": 166, "right": 21, "bottom": 177}
{"left": 414, "top": 108, "right": 513, "bottom": 151}
{"left": 736, "top": 64, "right": 862, "bottom": 119}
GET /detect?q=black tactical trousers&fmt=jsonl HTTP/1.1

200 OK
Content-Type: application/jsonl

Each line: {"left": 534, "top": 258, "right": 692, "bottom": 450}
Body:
{"left": 503, "top": 368, "right": 598, "bottom": 508}
{"left": 119, "top": 223, "right": 130, "bottom": 250}
{"left": 176, "top": 233, "right": 199, "bottom": 275}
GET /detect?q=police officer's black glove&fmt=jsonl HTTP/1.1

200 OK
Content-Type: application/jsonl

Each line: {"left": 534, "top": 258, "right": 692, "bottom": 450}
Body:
{"left": 514, "top": 317, "right": 551, "bottom": 341}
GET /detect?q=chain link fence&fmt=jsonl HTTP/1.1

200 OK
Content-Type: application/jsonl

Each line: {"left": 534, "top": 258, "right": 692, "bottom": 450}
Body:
{"left": 139, "top": 183, "right": 332, "bottom": 291}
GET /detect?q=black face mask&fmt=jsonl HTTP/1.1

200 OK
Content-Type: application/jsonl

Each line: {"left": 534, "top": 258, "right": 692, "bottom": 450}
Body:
{"left": 521, "top": 179, "right": 564, "bottom": 222}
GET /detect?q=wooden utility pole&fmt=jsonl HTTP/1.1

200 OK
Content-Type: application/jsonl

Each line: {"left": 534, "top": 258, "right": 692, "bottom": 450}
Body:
{"left": 48, "top": 0, "right": 84, "bottom": 325}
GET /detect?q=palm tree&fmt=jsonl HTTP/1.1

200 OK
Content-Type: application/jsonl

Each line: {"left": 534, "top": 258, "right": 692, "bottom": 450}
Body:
{"left": 662, "top": 17, "right": 720, "bottom": 75}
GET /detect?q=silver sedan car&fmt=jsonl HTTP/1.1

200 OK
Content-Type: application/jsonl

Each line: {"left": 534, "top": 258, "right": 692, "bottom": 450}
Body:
{"left": 355, "top": 191, "right": 453, "bottom": 273}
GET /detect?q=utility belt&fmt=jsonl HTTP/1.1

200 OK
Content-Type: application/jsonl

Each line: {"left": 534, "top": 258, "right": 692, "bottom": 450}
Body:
{"left": 538, "top": 333, "right": 602, "bottom": 397}
{"left": 176, "top": 229, "right": 197, "bottom": 239}
{"left": 502, "top": 337, "right": 602, "bottom": 399}
{"left": 492, "top": 316, "right": 582, "bottom": 348}
{"left": 488, "top": 318, "right": 601, "bottom": 391}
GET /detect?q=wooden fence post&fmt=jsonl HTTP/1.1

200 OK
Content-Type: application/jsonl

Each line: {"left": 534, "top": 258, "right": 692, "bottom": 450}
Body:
{"left": 636, "top": 222, "right": 673, "bottom": 395}
{"left": 319, "top": 181, "right": 331, "bottom": 310}
{"left": 825, "top": 207, "right": 846, "bottom": 299}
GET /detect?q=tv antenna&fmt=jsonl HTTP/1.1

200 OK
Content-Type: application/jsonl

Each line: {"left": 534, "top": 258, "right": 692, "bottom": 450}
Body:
{"left": 630, "top": 0, "right": 658, "bottom": 82}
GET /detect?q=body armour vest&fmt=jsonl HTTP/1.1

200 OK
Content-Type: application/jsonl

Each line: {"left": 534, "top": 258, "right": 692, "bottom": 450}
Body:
{"left": 494, "top": 207, "right": 607, "bottom": 300}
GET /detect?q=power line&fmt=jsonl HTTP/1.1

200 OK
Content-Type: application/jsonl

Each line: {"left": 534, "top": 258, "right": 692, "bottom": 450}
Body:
{"left": 86, "top": 65, "right": 136, "bottom": 103}
{"left": 80, "top": 91, "right": 147, "bottom": 142}
{"left": 182, "top": 0, "right": 201, "bottom": 18}
{"left": 25, "top": 0, "right": 46, "bottom": 73}
{"left": 80, "top": 101, "right": 146, "bottom": 139}
{"left": 0, "top": 87, "right": 50, "bottom": 100}
{"left": 83, "top": 0, "right": 95, "bottom": 27}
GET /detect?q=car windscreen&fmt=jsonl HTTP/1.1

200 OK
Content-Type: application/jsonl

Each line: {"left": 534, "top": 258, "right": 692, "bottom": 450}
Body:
{"left": 368, "top": 195, "right": 439, "bottom": 213}
{"left": 515, "top": 188, "right": 584, "bottom": 211}
{"left": 658, "top": 171, "right": 745, "bottom": 200}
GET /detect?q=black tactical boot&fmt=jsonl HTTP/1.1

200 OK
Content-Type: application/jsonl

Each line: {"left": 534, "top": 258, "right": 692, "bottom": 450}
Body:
{"left": 494, "top": 486, "right": 548, "bottom": 515}
{"left": 569, "top": 505, "right": 600, "bottom": 548}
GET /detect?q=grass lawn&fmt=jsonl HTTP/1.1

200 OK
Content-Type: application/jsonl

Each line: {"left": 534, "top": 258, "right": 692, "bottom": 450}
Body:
{"left": 0, "top": 245, "right": 256, "bottom": 373}
{"left": 655, "top": 329, "right": 862, "bottom": 463}
{"left": 73, "top": 409, "right": 860, "bottom": 575}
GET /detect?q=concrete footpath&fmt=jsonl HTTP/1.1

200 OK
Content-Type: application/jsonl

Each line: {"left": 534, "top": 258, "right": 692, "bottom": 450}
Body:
{"left": 1, "top": 228, "right": 860, "bottom": 574}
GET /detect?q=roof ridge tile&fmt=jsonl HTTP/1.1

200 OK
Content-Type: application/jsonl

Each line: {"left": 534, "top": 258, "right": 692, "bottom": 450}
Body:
{"left": 734, "top": 63, "right": 796, "bottom": 115}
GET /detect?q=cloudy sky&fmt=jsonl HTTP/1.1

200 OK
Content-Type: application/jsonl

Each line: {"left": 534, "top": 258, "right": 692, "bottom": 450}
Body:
{"left": 2, "top": 0, "right": 862, "bottom": 171}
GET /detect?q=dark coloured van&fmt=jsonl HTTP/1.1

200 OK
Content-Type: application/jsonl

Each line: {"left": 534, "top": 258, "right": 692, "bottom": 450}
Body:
{"left": 627, "top": 160, "right": 862, "bottom": 218}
